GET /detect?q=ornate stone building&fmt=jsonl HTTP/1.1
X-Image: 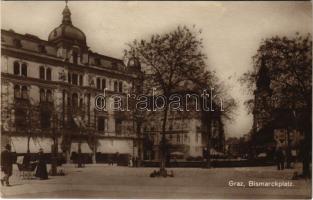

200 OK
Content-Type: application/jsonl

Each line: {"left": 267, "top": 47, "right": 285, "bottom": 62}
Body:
{"left": 1, "top": 4, "right": 142, "bottom": 163}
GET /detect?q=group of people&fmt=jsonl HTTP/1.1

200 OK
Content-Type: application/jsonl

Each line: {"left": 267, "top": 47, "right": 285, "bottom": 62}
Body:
{"left": 1, "top": 144, "right": 48, "bottom": 186}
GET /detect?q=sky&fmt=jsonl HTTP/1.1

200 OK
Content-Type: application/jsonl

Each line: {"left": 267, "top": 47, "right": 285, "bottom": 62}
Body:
{"left": 1, "top": 1, "right": 312, "bottom": 138}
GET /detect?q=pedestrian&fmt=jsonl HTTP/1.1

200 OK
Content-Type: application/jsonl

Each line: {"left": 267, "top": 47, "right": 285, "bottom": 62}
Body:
{"left": 203, "top": 147, "right": 208, "bottom": 162}
{"left": 129, "top": 155, "right": 133, "bottom": 167}
{"left": 35, "top": 148, "right": 48, "bottom": 180}
{"left": 1, "top": 144, "right": 15, "bottom": 186}
{"left": 115, "top": 152, "right": 119, "bottom": 166}
{"left": 275, "top": 147, "right": 285, "bottom": 170}
{"left": 23, "top": 150, "right": 32, "bottom": 170}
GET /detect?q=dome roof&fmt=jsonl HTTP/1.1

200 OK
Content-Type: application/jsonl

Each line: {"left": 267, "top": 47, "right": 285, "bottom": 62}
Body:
{"left": 48, "top": 5, "right": 87, "bottom": 46}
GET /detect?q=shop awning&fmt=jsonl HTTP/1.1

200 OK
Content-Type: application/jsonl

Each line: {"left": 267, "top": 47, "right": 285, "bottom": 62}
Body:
{"left": 70, "top": 142, "right": 92, "bottom": 153}
{"left": 11, "top": 137, "right": 53, "bottom": 153}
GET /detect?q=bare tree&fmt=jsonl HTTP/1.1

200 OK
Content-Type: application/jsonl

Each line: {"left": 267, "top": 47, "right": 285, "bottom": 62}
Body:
{"left": 124, "top": 25, "right": 209, "bottom": 174}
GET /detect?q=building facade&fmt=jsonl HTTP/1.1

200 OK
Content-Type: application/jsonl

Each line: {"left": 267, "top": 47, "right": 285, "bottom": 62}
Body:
{"left": 142, "top": 97, "right": 225, "bottom": 160}
{"left": 1, "top": 4, "right": 142, "bottom": 162}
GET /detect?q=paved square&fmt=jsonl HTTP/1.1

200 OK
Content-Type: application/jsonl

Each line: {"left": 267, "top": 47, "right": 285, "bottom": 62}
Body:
{"left": 1, "top": 164, "right": 311, "bottom": 199}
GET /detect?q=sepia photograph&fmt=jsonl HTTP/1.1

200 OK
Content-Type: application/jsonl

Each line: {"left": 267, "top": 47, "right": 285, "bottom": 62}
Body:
{"left": 0, "top": 1, "right": 312, "bottom": 199}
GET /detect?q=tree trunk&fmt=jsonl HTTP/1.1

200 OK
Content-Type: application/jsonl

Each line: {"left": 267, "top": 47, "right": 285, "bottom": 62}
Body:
{"left": 66, "top": 150, "right": 71, "bottom": 164}
{"left": 77, "top": 140, "right": 83, "bottom": 168}
{"left": 92, "top": 140, "right": 96, "bottom": 164}
{"left": 286, "top": 128, "right": 292, "bottom": 169}
{"left": 27, "top": 135, "right": 30, "bottom": 153}
{"left": 301, "top": 101, "right": 311, "bottom": 178}
{"left": 159, "top": 103, "right": 169, "bottom": 174}
{"left": 206, "top": 118, "right": 212, "bottom": 168}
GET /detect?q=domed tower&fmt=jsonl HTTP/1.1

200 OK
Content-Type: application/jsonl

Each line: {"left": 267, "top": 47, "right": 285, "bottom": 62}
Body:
{"left": 48, "top": 3, "right": 89, "bottom": 64}
{"left": 127, "top": 57, "right": 141, "bottom": 72}
{"left": 127, "top": 57, "right": 143, "bottom": 94}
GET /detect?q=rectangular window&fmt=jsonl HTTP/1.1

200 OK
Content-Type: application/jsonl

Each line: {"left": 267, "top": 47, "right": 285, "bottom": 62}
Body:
{"left": 96, "top": 78, "right": 101, "bottom": 90}
{"left": 68, "top": 73, "right": 71, "bottom": 84}
{"left": 15, "top": 108, "right": 27, "bottom": 128}
{"left": 79, "top": 75, "right": 83, "bottom": 86}
{"left": 115, "top": 119, "right": 122, "bottom": 135}
{"left": 72, "top": 52, "right": 78, "bottom": 64}
{"left": 119, "top": 82, "right": 123, "bottom": 93}
{"left": 72, "top": 73, "right": 78, "bottom": 85}
{"left": 21, "top": 64, "right": 27, "bottom": 77}
{"left": 97, "top": 116, "right": 105, "bottom": 132}
{"left": 101, "top": 79, "right": 106, "bottom": 90}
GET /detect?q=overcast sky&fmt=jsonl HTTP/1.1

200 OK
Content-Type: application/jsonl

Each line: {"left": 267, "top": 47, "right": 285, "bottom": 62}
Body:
{"left": 1, "top": 1, "right": 312, "bottom": 138}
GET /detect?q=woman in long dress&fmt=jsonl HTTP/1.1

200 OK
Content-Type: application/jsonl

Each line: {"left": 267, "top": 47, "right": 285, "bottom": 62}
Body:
{"left": 35, "top": 148, "right": 48, "bottom": 180}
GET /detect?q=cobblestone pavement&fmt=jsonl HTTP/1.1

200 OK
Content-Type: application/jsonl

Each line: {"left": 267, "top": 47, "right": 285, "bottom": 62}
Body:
{"left": 1, "top": 163, "right": 311, "bottom": 199}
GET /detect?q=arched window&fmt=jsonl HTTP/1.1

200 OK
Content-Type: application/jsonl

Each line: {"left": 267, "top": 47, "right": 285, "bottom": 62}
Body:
{"left": 40, "top": 89, "right": 46, "bottom": 102}
{"left": 96, "top": 78, "right": 101, "bottom": 89}
{"left": 72, "top": 51, "right": 78, "bottom": 64}
{"left": 118, "top": 82, "right": 123, "bottom": 93}
{"left": 114, "top": 81, "right": 118, "bottom": 92}
{"left": 39, "top": 66, "right": 45, "bottom": 79}
{"left": 46, "top": 68, "right": 51, "bottom": 81}
{"left": 79, "top": 98, "right": 83, "bottom": 107}
{"left": 21, "top": 63, "right": 27, "bottom": 77}
{"left": 14, "top": 61, "right": 20, "bottom": 75}
{"left": 102, "top": 79, "right": 106, "bottom": 90}
{"left": 21, "top": 86, "right": 28, "bottom": 99}
{"left": 72, "top": 93, "right": 78, "bottom": 108}
{"left": 46, "top": 90, "right": 52, "bottom": 102}
{"left": 14, "top": 85, "right": 21, "bottom": 98}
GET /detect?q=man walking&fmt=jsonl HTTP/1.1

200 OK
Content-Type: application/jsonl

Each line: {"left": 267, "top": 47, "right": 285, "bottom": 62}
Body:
{"left": 276, "top": 147, "right": 285, "bottom": 170}
{"left": 1, "top": 144, "right": 15, "bottom": 186}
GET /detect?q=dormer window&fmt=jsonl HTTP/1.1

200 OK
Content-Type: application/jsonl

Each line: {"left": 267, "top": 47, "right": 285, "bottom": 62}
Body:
{"left": 111, "top": 62, "right": 118, "bottom": 68}
{"left": 94, "top": 58, "right": 101, "bottom": 65}
{"left": 13, "top": 39, "right": 22, "bottom": 48}
{"left": 38, "top": 44, "right": 47, "bottom": 54}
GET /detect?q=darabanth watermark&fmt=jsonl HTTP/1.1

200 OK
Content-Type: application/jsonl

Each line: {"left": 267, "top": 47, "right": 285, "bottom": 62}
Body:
{"left": 95, "top": 88, "right": 224, "bottom": 112}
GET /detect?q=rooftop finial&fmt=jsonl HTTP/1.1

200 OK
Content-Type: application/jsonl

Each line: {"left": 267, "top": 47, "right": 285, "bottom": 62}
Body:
{"left": 62, "top": 0, "right": 72, "bottom": 25}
